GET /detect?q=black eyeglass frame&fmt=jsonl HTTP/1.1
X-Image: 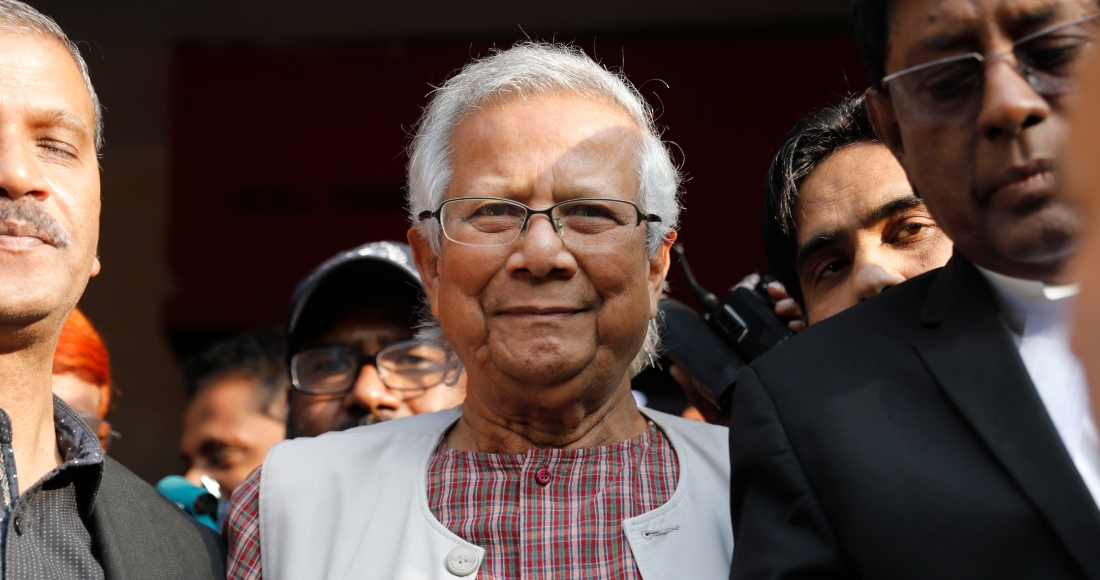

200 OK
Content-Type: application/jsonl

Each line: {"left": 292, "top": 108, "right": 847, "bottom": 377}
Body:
{"left": 417, "top": 197, "right": 662, "bottom": 247}
{"left": 290, "top": 340, "right": 457, "bottom": 397}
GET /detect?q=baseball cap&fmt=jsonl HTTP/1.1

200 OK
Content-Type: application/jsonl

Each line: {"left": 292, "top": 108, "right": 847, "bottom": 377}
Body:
{"left": 286, "top": 241, "right": 423, "bottom": 351}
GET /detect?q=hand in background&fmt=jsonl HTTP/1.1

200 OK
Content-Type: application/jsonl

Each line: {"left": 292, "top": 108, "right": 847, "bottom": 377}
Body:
{"left": 734, "top": 273, "right": 805, "bottom": 333}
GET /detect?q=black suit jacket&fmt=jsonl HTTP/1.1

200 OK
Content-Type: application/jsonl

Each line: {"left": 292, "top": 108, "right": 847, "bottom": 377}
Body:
{"left": 86, "top": 456, "right": 226, "bottom": 579}
{"left": 729, "top": 255, "right": 1100, "bottom": 579}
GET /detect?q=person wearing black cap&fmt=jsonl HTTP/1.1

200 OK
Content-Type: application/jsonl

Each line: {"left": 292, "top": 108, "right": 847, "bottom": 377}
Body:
{"left": 284, "top": 240, "right": 465, "bottom": 438}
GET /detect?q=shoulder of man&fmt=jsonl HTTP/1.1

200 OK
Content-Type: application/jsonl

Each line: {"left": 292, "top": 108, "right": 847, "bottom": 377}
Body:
{"left": 643, "top": 406, "right": 728, "bottom": 440}
{"left": 641, "top": 407, "right": 729, "bottom": 481}
{"left": 89, "top": 456, "right": 227, "bottom": 580}
{"left": 750, "top": 265, "right": 943, "bottom": 385}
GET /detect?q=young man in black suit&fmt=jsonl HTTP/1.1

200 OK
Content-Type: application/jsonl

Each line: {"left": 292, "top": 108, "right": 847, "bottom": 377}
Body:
{"left": 729, "top": 0, "right": 1100, "bottom": 578}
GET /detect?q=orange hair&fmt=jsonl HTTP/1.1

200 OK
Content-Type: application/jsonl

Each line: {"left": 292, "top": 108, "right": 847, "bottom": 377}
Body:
{"left": 53, "top": 308, "right": 114, "bottom": 413}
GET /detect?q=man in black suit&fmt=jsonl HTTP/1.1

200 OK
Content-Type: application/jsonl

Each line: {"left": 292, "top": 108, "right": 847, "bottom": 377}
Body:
{"left": 0, "top": 1, "right": 224, "bottom": 577}
{"left": 729, "top": 0, "right": 1100, "bottom": 578}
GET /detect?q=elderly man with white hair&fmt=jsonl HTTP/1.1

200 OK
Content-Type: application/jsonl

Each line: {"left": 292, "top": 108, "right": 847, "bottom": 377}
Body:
{"left": 224, "top": 42, "right": 732, "bottom": 579}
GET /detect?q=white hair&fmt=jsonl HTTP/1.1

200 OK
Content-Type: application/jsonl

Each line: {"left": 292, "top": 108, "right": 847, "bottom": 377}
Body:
{"left": 0, "top": 0, "right": 103, "bottom": 152}
{"left": 407, "top": 42, "right": 681, "bottom": 377}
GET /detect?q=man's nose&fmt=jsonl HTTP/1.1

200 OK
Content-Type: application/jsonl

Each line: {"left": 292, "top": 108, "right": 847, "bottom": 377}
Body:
{"left": 0, "top": 133, "right": 48, "bottom": 201}
{"left": 977, "top": 59, "right": 1050, "bottom": 139}
{"left": 346, "top": 364, "right": 402, "bottom": 413}
{"left": 852, "top": 254, "right": 906, "bottom": 302}
{"left": 508, "top": 215, "right": 577, "bottom": 278}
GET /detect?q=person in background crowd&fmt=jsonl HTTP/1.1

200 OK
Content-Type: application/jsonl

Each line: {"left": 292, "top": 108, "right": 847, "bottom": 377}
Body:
{"left": 674, "top": 95, "right": 954, "bottom": 425}
{"left": 284, "top": 241, "right": 465, "bottom": 438}
{"left": 225, "top": 42, "right": 732, "bottom": 579}
{"left": 1065, "top": 45, "right": 1100, "bottom": 428}
{"left": 0, "top": 1, "right": 224, "bottom": 576}
{"left": 179, "top": 329, "right": 289, "bottom": 500}
{"left": 51, "top": 307, "right": 119, "bottom": 451}
{"left": 762, "top": 94, "right": 953, "bottom": 325}
{"left": 730, "top": 0, "right": 1100, "bottom": 577}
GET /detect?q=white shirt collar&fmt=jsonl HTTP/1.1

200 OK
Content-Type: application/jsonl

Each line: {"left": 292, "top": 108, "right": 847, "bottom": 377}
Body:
{"left": 976, "top": 265, "right": 1079, "bottom": 302}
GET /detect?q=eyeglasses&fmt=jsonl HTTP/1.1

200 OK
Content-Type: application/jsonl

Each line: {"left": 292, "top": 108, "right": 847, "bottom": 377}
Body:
{"left": 78, "top": 414, "right": 120, "bottom": 452}
{"left": 290, "top": 340, "right": 457, "bottom": 397}
{"left": 880, "top": 13, "right": 1100, "bottom": 124}
{"left": 418, "top": 197, "right": 661, "bottom": 248}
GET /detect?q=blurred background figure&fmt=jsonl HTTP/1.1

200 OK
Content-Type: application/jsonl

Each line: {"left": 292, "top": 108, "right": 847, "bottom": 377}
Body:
{"left": 158, "top": 329, "right": 289, "bottom": 530}
{"left": 1065, "top": 48, "right": 1100, "bottom": 427}
{"left": 52, "top": 307, "right": 119, "bottom": 451}
{"left": 286, "top": 241, "right": 464, "bottom": 438}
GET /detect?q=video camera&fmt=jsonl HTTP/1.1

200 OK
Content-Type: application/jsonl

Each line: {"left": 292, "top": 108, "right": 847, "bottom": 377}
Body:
{"left": 658, "top": 245, "right": 792, "bottom": 414}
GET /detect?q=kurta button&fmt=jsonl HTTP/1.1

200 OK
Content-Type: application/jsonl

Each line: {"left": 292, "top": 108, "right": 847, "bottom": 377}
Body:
{"left": 535, "top": 468, "right": 552, "bottom": 486}
{"left": 446, "top": 546, "right": 479, "bottom": 576}
{"left": 12, "top": 516, "right": 21, "bottom": 535}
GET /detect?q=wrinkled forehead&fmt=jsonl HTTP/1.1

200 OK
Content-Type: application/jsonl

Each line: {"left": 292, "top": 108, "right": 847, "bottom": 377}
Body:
{"left": 447, "top": 93, "right": 644, "bottom": 200}
{"left": 0, "top": 30, "right": 95, "bottom": 140}
{"left": 887, "top": 0, "right": 1097, "bottom": 64}
{"left": 793, "top": 144, "right": 912, "bottom": 239}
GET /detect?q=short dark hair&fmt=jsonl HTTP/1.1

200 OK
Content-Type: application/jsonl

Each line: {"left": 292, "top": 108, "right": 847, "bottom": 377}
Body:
{"left": 182, "top": 329, "right": 289, "bottom": 419}
{"left": 851, "top": 0, "right": 895, "bottom": 89}
{"left": 762, "top": 95, "right": 878, "bottom": 306}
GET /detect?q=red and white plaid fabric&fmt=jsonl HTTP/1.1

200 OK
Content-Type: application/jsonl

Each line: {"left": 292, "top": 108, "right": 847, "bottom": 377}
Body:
{"left": 225, "top": 468, "right": 262, "bottom": 580}
{"left": 225, "top": 422, "right": 678, "bottom": 579}
{"left": 427, "top": 421, "right": 678, "bottom": 579}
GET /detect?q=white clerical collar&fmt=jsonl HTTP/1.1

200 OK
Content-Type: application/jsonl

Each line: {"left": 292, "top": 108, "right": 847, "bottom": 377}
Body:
{"left": 977, "top": 265, "right": 1079, "bottom": 302}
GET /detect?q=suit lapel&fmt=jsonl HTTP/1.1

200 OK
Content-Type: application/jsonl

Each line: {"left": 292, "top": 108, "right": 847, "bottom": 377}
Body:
{"left": 913, "top": 255, "right": 1100, "bottom": 577}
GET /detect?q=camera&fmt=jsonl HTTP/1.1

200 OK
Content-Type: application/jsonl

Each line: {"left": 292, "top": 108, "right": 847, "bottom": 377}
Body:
{"left": 658, "top": 245, "right": 792, "bottom": 413}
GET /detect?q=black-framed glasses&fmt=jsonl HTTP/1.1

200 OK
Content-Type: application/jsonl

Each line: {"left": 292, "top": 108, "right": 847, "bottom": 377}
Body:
{"left": 880, "top": 13, "right": 1100, "bottom": 124}
{"left": 290, "top": 340, "right": 457, "bottom": 397}
{"left": 418, "top": 197, "right": 661, "bottom": 248}
{"left": 78, "top": 414, "right": 120, "bottom": 452}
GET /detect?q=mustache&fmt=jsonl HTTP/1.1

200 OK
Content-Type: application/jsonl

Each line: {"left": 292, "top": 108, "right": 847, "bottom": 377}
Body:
{"left": 0, "top": 198, "right": 71, "bottom": 248}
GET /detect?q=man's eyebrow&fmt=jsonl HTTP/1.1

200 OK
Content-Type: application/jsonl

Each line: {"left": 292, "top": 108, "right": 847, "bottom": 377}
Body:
{"left": 34, "top": 107, "right": 93, "bottom": 142}
{"left": 1012, "top": 6, "right": 1061, "bottom": 30}
{"left": 912, "top": 5, "right": 1061, "bottom": 56}
{"left": 860, "top": 195, "right": 924, "bottom": 228}
{"left": 794, "top": 196, "right": 925, "bottom": 270}
{"left": 795, "top": 230, "right": 842, "bottom": 271}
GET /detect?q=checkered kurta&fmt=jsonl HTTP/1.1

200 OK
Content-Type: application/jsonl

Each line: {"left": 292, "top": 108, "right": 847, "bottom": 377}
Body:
{"left": 225, "top": 422, "right": 678, "bottom": 579}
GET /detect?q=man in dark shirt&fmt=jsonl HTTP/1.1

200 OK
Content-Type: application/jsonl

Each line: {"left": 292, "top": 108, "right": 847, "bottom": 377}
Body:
{"left": 0, "top": 1, "right": 225, "bottom": 577}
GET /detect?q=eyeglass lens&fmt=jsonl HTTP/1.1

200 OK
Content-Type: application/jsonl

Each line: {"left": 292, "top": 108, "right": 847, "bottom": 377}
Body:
{"left": 885, "top": 15, "right": 1097, "bottom": 124}
{"left": 292, "top": 341, "right": 453, "bottom": 396}
{"left": 438, "top": 198, "right": 645, "bottom": 248}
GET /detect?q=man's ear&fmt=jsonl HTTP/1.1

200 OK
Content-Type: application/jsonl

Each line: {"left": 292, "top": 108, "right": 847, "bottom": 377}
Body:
{"left": 408, "top": 226, "right": 442, "bottom": 318}
{"left": 648, "top": 231, "right": 676, "bottom": 318}
{"left": 90, "top": 256, "right": 101, "bottom": 278}
{"left": 866, "top": 87, "right": 906, "bottom": 163}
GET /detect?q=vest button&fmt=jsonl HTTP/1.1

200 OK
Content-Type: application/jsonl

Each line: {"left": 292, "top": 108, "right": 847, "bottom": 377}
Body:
{"left": 12, "top": 515, "right": 21, "bottom": 535}
{"left": 445, "top": 546, "right": 479, "bottom": 576}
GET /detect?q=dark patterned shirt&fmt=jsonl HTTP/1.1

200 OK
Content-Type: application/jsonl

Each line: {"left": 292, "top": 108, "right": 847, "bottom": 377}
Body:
{"left": 225, "top": 421, "right": 679, "bottom": 579}
{"left": 0, "top": 397, "right": 106, "bottom": 580}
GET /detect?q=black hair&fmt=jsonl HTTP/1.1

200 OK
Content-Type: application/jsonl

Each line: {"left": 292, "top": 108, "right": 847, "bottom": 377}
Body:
{"left": 762, "top": 95, "right": 878, "bottom": 307}
{"left": 182, "top": 329, "right": 289, "bottom": 419}
{"left": 851, "top": 0, "right": 895, "bottom": 89}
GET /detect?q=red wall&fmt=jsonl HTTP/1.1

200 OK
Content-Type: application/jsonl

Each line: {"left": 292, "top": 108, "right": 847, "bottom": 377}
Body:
{"left": 167, "top": 34, "right": 866, "bottom": 333}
